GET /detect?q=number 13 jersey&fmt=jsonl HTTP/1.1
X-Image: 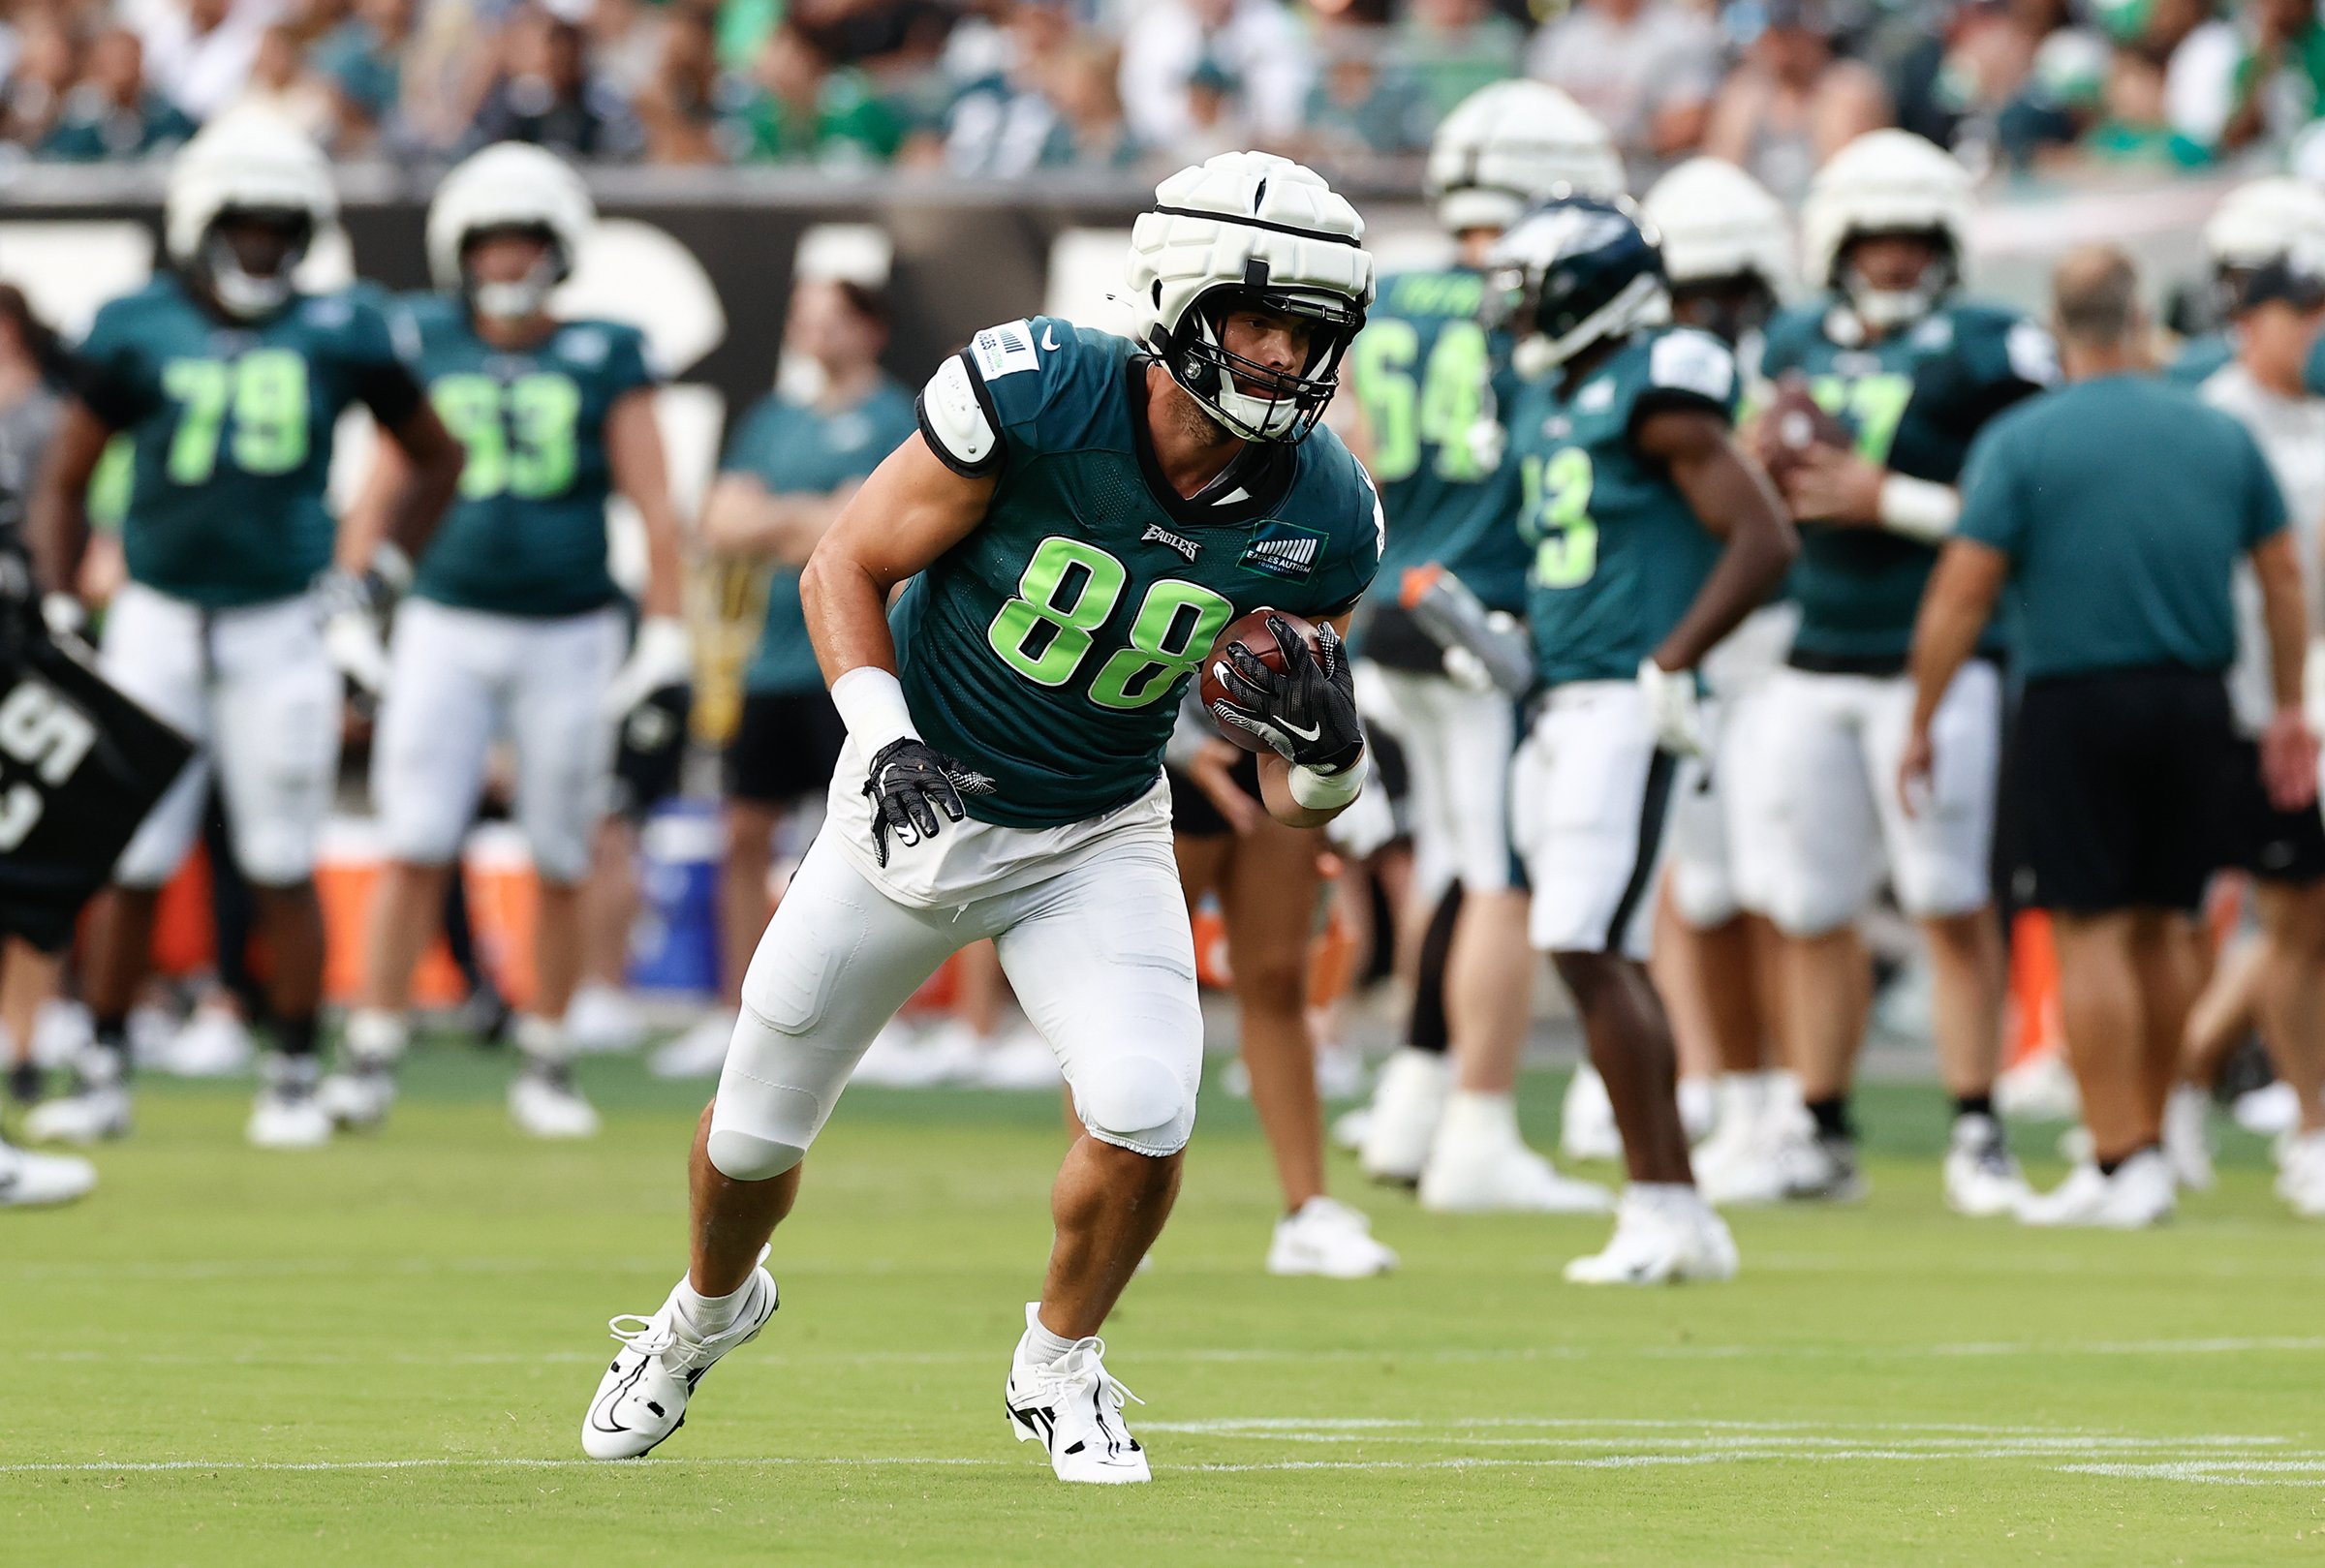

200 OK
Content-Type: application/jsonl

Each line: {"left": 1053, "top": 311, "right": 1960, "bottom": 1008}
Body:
{"left": 904, "top": 316, "right": 1382, "bottom": 830}
{"left": 72, "top": 275, "right": 424, "bottom": 609}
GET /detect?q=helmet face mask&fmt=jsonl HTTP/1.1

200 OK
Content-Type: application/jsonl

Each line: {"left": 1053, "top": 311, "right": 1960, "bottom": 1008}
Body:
{"left": 1166, "top": 280, "right": 1363, "bottom": 443}
{"left": 425, "top": 142, "right": 595, "bottom": 324}
{"left": 1837, "top": 227, "right": 1954, "bottom": 329}
{"left": 164, "top": 111, "right": 337, "bottom": 323}
{"left": 1670, "top": 272, "right": 1779, "bottom": 348}
{"left": 461, "top": 223, "right": 566, "bottom": 323}
{"left": 200, "top": 206, "right": 314, "bottom": 320}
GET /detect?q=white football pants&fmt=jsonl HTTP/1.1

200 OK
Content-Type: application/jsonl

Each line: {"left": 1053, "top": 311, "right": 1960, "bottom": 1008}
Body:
{"left": 1371, "top": 665, "right": 1516, "bottom": 899}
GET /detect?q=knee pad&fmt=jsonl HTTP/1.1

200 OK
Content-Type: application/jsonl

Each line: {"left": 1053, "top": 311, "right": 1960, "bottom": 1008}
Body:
{"left": 705, "top": 1003, "right": 859, "bottom": 1181}
{"left": 1073, "top": 1053, "right": 1194, "bottom": 1155}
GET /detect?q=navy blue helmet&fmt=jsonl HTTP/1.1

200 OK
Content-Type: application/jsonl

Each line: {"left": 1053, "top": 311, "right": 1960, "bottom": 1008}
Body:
{"left": 1484, "top": 191, "right": 1671, "bottom": 370}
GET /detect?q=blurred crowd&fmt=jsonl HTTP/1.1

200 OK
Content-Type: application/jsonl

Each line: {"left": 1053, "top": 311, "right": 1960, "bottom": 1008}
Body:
{"left": 7, "top": 0, "right": 2325, "bottom": 182}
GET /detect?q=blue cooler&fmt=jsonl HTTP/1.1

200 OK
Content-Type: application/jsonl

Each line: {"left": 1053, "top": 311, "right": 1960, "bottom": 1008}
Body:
{"left": 628, "top": 799, "right": 722, "bottom": 996}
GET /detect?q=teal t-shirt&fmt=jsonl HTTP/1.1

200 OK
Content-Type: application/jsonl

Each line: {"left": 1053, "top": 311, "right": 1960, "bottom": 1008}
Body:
{"left": 1758, "top": 295, "right": 2056, "bottom": 669}
{"left": 74, "top": 275, "right": 419, "bottom": 608}
{"left": 1345, "top": 266, "right": 1529, "bottom": 616}
{"left": 1957, "top": 374, "right": 2284, "bottom": 681}
{"left": 1505, "top": 326, "right": 1737, "bottom": 687}
{"left": 898, "top": 316, "right": 1383, "bottom": 828}
{"left": 396, "top": 295, "right": 657, "bottom": 618}
{"left": 724, "top": 378, "right": 918, "bottom": 696}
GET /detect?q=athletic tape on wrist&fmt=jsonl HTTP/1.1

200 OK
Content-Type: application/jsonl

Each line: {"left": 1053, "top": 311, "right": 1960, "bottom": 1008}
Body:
{"left": 830, "top": 665, "right": 917, "bottom": 754}
{"left": 1289, "top": 755, "right": 1365, "bottom": 811}
{"left": 1877, "top": 473, "right": 1960, "bottom": 544}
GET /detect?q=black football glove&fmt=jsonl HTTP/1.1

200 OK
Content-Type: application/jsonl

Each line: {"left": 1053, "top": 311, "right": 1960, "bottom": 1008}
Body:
{"left": 862, "top": 737, "right": 993, "bottom": 867}
{"left": 1209, "top": 615, "right": 1365, "bottom": 775}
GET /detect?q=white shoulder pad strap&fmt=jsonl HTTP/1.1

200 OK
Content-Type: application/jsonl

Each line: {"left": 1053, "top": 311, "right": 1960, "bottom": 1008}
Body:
{"left": 919, "top": 354, "right": 1001, "bottom": 476}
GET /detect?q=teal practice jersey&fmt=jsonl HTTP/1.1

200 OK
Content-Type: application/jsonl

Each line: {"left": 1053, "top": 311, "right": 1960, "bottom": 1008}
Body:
{"left": 900, "top": 316, "right": 1382, "bottom": 829}
{"left": 1346, "top": 267, "right": 1530, "bottom": 614}
{"left": 397, "top": 295, "right": 657, "bottom": 618}
{"left": 1506, "top": 327, "right": 1737, "bottom": 688}
{"left": 72, "top": 275, "right": 423, "bottom": 609}
{"left": 1758, "top": 296, "right": 2055, "bottom": 669}
{"left": 724, "top": 378, "right": 918, "bottom": 696}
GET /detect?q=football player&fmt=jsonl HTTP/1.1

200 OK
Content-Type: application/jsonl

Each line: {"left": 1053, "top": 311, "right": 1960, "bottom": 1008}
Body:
{"left": 1492, "top": 193, "right": 1795, "bottom": 1283}
{"left": 1637, "top": 156, "right": 1802, "bottom": 1202}
{"left": 1746, "top": 130, "right": 2053, "bottom": 1212}
{"left": 1340, "top": 80, "right": 1624, "bottom": 1211}
{"left": 322, "top": 142, "right": 688, "bottom": 1139}
{"left": 581, "top": 153, "right": 1380, "bottom": 1482}
{"left": 25, "top": 112, "right": 464, "bottom": 1150}
{"left": 2168, "top": 177, "right": 2325, "bottom": 392}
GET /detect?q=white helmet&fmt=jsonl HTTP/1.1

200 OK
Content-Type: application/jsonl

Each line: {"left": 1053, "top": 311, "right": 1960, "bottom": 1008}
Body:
{"left": 1425, "top": 81, "right": 1626, "bottom": 235}
{"left": 427, "top": 141, "right": 595, "bottom": 322}
{"left": 2203, "top": 175, "right": 2325, "bottom": 271}
{"left": 1643, "top": 157, "right": 1793, "bottom": 292}
{"left": 164, "top": 109, "right": 336, "bottom": 320}
{"left": 1124, "top": 151, "right": 1375, "bottom": 443}
{"left": 1800, "top": 130, "right": 1971, "bottom": 328}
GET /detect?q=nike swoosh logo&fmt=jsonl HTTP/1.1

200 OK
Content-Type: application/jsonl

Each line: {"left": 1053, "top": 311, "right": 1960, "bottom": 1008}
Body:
{"left": 1281, "top": 720, "right": 1320, "bottom": 742}
{"left": 1040, "top": 325, "right": 1059, "bottom": 352}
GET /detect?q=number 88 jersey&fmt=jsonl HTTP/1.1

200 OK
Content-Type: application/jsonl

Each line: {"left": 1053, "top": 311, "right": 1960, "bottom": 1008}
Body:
{"left": 392, "top": 292, "right": 656, "bottom": 619}
{"left": 72, "top": 275, "right": 424, "bottom": 609}
{"left": 902, "top": 317, "right": 1382, "bottom": 830}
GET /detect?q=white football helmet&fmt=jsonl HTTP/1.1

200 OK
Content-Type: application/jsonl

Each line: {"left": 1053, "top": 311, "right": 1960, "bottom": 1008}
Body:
{"left": 427, "top": 142, "right": 595, "bottom": 322}
{"left": 1800, "top": 130, "right": 1971, "bottom": 328}
{"left": 1124, "top": 151, "right": 1375, "bottom": 443}
{"left": 164, "top": 109, "right": 336, "bottom": 320}
{"left": 1425, "top": 80, "right": 1626, "bottom": 235}
{"left": 1643, "top": 157, "right": 1793, "bottom": 292}
{"left": 2203, "top": 175, "right": 2325, "bottom": 271}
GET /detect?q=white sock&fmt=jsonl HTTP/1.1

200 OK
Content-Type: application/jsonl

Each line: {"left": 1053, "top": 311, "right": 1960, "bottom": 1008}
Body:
{"left": 676, "top": 1274, "right": 757, "bottom": 1338}
{"left": 1023, "top": 1303, "right": 1078, "bottom": 1363}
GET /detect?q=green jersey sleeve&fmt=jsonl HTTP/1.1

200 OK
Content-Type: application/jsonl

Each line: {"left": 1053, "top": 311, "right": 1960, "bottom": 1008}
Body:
{"left": 70, "top": 291, "right": 166, "bottom": 430}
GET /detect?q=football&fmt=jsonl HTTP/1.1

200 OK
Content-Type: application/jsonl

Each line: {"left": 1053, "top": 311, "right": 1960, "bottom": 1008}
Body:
{"left": 1754, "top": 372, "right": 1850, "bottom": 481}
{"left": 1198, "top": 606, "right": 1321, "bottom": 754}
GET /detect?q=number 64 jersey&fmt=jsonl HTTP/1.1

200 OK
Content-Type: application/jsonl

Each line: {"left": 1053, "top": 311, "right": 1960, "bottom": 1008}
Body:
{"left": 858, "top": 316, "right": 1381, "bottom": 904}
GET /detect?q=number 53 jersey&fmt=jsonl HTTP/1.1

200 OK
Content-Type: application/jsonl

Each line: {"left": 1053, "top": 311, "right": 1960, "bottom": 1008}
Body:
{"left": 900, "top": 316, "right": 1383, "bottom": 830}
{"left": 71, "top": 275, "right": 425, "bottom": 609}
{"left": 1504, "top": 326, "right": 1738, "bottom": 688}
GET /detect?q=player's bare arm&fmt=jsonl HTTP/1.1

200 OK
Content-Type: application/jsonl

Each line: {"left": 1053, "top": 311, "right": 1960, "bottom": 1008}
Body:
{"left": 700, "top": 473, "right": 863, "bottom": 567}
{"left": 1639, "top": 407, "right": 1797, "bottom": 673}
{"left": 374, "top": 401, "right": 464, "bottom": 562}
{"left": 605, "top": 387, "right": 684, "bottom": 619}
{"left": 1898, "top": 536, "right": 2006, "bottom": 806}
{"left": 802, "top": 434, "right": 996, "bottom": 684}
{"left": 26, "top": 397, "right": 112, "bottom": 600}
{"left": 2251, "top": 529, "right": 2318, "bottom": 810}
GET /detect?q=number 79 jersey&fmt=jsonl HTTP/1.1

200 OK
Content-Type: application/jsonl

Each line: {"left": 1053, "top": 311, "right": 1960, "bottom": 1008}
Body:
{"left": 1504, "top": 326, "right": 1738, "bottom": 688}
{"left": 901, "top": 317, "right": 1382, "bottom": 830}
{"left": 71, "top": 275, "right": 422, "bottom": 609}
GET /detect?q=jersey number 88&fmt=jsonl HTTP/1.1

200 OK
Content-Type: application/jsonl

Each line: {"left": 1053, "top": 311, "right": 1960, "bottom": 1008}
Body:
{"left": 986, "top": 537, "right": 1234, "bottom": 711}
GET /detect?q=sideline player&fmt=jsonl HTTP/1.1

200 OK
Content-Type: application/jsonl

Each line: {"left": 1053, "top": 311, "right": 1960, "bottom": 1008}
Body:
{"left": 2168, "top": 177, "right": 2325, "bottom": 391}
{"left": 1342, "top": 80, "right": 1623, "bottom": 1208}
{"left": 26, "top": 112, "right": 463, "bottom": 1149}
{"left": 1747, "top": 130, "right": 2051, "bottom": 1211}
{"left": 1636, "top": 156, "right": 1801, "bottom": 1199}
{"left": 325, "top": 143, "right": 688, "bottom": 1138}
{"left": 1493, "top": 193, "right": 1796, "bottom": 1282}
{"left": 580, "top": 153, "right": 1380, "bottom": 1481}
{"left": 651, "top": 276, "right": 919, "bottom": 1081}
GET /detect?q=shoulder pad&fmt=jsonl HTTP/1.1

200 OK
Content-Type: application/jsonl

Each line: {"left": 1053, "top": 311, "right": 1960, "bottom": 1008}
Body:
{"left": 1648, "top": 328, "right": 1738, "bottom": 404}
{"left": 919, "top": 354, "right": 1001, "bottom": 476}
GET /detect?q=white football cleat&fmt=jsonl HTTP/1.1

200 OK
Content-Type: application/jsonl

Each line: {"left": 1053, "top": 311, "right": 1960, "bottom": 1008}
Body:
{"left": 2234, "top": 1081, "right": 2302, "bottom": 1136}
{"left": 25, "top": 1048, "right": 132, "bottom": 1145}
{"left": 1356, "top": 1047, "right": 1449, "bottom": 1184}
{"left": 564, "top": 982, "right": 648, "bottom": 1055}
{"left": 1564, "top": 1184, "right": 1738, "bottom": 1286}
{"left": 511, "top": 1061, "right": 600, "bottom": 1139}
{"left": 2017, "top": 1148, "right": 2175, "bottom": 1228}
{"left": 159, "top": 1001, "right": 254, "bottom": 1078}
{"left": 1421, "top": 1089, "right": 1614, "bottom": 1214}
{"left": 1772, "top": 1126, "right": 1867, "bottom": 1202}
{"left": 1559, "top": 1063, "right": 1624, "bottom": 1163}
{"left": 1004, "top": 1303, "right": 1150, "bottom": 1484}
{"left": 29, "top": 999, "right": 92, "bottom": 1069}
{"left": 247, "top": 1055, "right": 332, "bottom": 1150}
{"left": 649, "top": 1009, "right": 737, "bottom": 1080}
{"left": 0, "top": 1134, "right": 97, "bottom": 1206}
{"left": 1691, "top": 1074, "right": 1785, "bottom": 1207}
{"left": 2277, "top": 1130, "right": 2325, "bottom": 1217}
{"left": 1266, "top": 1196, "right": 1398, "bottom": 1277}
{"left": 1677, "top": 1075, "right": 1718, "bottom": 1146}
{"left": 1311, "top": 1031, "right": 1368, "bottom": 1102}
{"left": 971, "top": 1026, "right": 1061, "bottom": 1090}
{"left": 320, "top": 1008, "right": 407, "bottom": 1130}
{"left": 1942, "top": 1113, "right": 2031, "bottom": 1216}
{"left": 583, "top": 1251, "right": 779, "bottom": 1460}
{"left": 1330, "top": 1105, "right": 1372, "bottom": 1152}
{"left": 2161, "top": 1083, "right": 2216, "bottom": 1192}
{"left": 126, "top": 1004, "right": 177, "bottom": 1068}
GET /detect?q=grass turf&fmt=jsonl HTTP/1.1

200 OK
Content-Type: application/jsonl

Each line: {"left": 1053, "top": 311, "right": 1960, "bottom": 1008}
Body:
{"left": 6, "top": 1045, "right": 2325, "bottom": 1566}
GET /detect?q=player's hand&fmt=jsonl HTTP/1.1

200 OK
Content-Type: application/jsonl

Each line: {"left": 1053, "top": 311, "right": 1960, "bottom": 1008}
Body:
{"left": 312, "top": 568, "right": 392, "bottom": 697}
{"left": 1211, "top": 615, "right": 1365, "bottom": 774}
{"left": 1897, "top": 726, "right": 1936, "bottom": 817}
{"left": 604, "top": 616, "right": 693, "bottom": 721}
{"left": 2262, "top": 707, "right": 2319, "bottom": 814}
{"left": 1782, "top": 445, "right": 1885, "bottom": 526}
{"left": 1187, "top": 738, "right": 1262, "bottom": 837}
{"left": 1636, "top": 657, "right": 1706, "bottom": 757}
{"left": 862, "top": 737, "right": 990, "bottom": 866}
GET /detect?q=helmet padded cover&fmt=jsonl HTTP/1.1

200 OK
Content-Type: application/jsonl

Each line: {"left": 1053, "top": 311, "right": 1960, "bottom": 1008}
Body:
{"left": 426, "top": 141, "right": 597, "bottom": 294}
{"left": 1426, "top": 80, "right": 1626, "bottom": 235}
{"left": 164, "top": 109, "right": 337, "bottom": 266}
{"left": 1800, "top": 129, "right": 1971, "bottom": 293}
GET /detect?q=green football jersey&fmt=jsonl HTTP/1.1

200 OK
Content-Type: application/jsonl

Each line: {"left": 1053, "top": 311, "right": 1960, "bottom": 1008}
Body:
{"left": 396, "top": 294, "right": 658, "bottom": 619}
{"left": 72, "top": 275, "right": 422, "bottom": 609}
{"left": 1346, "top": 266, "right": 1530, "bottom": 616}
{"left": 899, "top": 316, "right": 1382, "bottom": 830}
{"left": 723, "top": 378, "right": 917, "bottom": 696}
{"left": 1505, "top": 326, "right": 1736, "bottom": 688}
{"left": 1758, "top": 295, "right": 2055, "bottom": 669}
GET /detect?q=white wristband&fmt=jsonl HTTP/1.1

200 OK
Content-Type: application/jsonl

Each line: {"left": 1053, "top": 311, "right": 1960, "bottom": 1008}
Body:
{"left": 1288, "top": 754, "right": 1366, "bottom": 812}
{"left": 830, "top": 665, "right": 917, "bottom": 754}
{"left": 1877, "top": 473, "right": 1961, "bottom": 544}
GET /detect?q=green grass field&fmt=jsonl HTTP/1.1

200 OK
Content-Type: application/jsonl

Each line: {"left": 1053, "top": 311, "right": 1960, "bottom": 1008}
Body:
{"left": 6, "top": 1043, "right": 2325, "bottom": 1566}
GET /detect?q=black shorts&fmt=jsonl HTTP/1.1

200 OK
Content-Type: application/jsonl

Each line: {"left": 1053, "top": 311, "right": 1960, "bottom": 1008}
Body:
{"left": 724, "top": 689, "right": 847, "bottom": 807}
{"left": 608, "top": 685, "right": 691, "bottom": 823}
{"left": 1166, "top": 751, "right": 1262, "bottom": 838}
{"left": 2226, "top": 735, "right": 2325, "bottom": 883}
{"left": 2004, "top": 666, "right": 2241, "bottom": 913}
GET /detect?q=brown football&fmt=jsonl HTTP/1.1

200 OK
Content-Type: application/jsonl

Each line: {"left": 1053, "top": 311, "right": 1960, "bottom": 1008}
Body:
{"left": 1754, "top": 373, "right": 1850, "bottom": 480}
{"left": 1198, "top": 607, "right": 1322, "bottom": 754}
